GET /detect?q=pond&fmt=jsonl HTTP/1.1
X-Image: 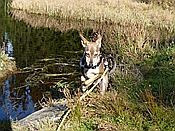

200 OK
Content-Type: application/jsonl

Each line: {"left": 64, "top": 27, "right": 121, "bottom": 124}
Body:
{"left": 0, "top": 0, "right": 82, "bottom": 121}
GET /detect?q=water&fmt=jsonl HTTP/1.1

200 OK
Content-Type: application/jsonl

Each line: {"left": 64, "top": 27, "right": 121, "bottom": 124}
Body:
{"left": 0, "top": 0, "right": 82, "bottom": 121}
{"left": 0, "top": 75, "right": 35, "bottom": 120}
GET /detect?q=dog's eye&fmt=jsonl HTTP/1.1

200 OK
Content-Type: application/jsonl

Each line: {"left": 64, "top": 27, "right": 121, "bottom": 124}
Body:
{"left": 94, "top": 54, "right": 98, "bottom": 57}
{"left": 86, "top": 53, "right": 90, "bottom": 57}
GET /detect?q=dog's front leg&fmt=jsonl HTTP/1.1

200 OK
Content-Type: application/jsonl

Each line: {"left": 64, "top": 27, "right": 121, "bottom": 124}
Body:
{"left": 81, "top": 76, "right": 87, "bottom": 92}
{"left": 99, "top": 74, "right": 109, "bottom": 95}
{"left": 81, "top": 75, "right": 86, "bottom": 82}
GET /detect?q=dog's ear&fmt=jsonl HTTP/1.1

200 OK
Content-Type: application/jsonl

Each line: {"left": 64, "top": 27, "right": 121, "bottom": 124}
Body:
{"left": 79, "top": 33, "right": 89, "bottom": 47}
{"left": 95, "top": 34, "right": 102, "bottom": 49}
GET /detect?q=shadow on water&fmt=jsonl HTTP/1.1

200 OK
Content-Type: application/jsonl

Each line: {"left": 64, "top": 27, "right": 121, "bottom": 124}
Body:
{"left": 0, "top": 120, "right": 12, "bottom": 131}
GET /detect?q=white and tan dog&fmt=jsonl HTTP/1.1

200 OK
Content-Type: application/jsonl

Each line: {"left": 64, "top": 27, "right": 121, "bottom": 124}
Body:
{"left": 80, "top": 33, "right": 116, "bottom": 95}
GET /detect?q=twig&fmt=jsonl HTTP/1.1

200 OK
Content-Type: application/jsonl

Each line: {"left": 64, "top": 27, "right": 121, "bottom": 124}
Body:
{"left": 83, "top": 74, "right": 99, "bottom": 86}
{"left": 46, "top": 62, "right": 79, "bottom": 67}
{"left": 38, "top": 58, "right": 63, "bottom": 62}
{"left": 44, "top": 72, "right": 78, "bottom": 77}
{"left": 56, "top": 109, "right": 71, "bottom": 131}
{"left": 56, "top": 68, "right": 108, "bottom": 131}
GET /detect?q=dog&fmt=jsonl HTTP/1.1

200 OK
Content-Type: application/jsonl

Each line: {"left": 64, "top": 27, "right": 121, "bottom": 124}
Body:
{"left": 79, "top": 33, "right": 116, "bottom": 95}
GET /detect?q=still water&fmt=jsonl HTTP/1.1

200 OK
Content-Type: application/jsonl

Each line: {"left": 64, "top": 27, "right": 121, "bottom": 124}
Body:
{"left": 0, "top": 0, "right": 81, "bottom": 121}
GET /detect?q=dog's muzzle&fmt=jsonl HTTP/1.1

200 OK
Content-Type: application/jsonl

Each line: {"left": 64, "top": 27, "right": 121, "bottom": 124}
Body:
{"left": 89, "top": 62, "right": 93, "bottom": 68}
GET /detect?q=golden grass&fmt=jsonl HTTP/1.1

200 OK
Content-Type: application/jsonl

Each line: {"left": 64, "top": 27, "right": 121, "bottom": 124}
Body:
{"left": 11, "top": 0, "right": 175, "bottom": 27}
{"left": 137, "top": 0, "right": 175, "bottom": 10}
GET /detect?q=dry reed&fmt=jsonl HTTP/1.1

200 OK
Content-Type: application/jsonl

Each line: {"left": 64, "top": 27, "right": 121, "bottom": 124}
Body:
{"left": 11, "top": 0, "right": 175, "bottom": 28}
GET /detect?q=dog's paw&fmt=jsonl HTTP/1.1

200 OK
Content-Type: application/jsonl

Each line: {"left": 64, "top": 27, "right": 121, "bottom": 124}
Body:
{"left": 82, "top": 86, "right": 87, "bottom": 92}
{"left": 81, "top": 76, "right": 86, "bottom": 82}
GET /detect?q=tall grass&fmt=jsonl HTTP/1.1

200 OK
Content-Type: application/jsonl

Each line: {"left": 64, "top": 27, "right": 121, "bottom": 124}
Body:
{"left": 137, "top": 0, "right": 175, "bottom": 10}
{"left": 62, "top": 91, "right": 175, "bottom": 131}
{"left": 10, "top": 0, "right": 175, "bottom": 39}
{"left": 11, "top": 0, "right": 175, "bottom": 26}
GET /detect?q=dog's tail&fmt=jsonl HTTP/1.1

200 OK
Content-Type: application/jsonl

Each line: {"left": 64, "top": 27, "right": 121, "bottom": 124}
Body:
{"left": 106, "top": 54, "right": 116, "bottom": 74}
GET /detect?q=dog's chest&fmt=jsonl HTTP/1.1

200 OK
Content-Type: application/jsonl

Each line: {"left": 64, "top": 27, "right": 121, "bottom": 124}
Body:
{"left": 85, "top": 67, "right": 101, "bottom": 78}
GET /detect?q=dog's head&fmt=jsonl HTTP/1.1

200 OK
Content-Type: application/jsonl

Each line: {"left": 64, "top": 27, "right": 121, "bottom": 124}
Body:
{"left": 80, "top": 33, "right": 102, "bottom": 67}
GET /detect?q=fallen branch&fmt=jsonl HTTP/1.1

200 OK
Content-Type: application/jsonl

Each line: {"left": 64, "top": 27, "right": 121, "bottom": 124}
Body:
{"left": 44, "top": 72, "right": 78, "bottom": 77}
{"left": 57, "top": 109, "right": 71, "bottom": 131}
{"left": 46, "top": 62, "right": 79, "bottom": 67}
{"left": 83, "top": 74, "right": 99, "bottom": 86}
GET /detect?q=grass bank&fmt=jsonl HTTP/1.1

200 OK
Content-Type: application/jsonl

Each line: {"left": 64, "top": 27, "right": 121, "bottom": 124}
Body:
{"left": 11, "top": 43, "right": 175, "bottom": 130}
{"left": 63, "top": 44, "right": 175, "bottom": 131}
{"left": 10, "top": 0, "right": 175, "bottom": 26}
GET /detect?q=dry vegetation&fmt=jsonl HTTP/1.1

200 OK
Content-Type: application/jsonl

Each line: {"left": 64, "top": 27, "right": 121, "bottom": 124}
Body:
{"left": 14, "top": 91, "right": 175, "bottom": 131}
{"left": 10, "top": 0, "right": 175, "bottom": 34}
{"left": 11, "top": 0, "right": 175, "bottom": 26}
{"left": 138, "top": 0, "right": 175, "bottom": 10}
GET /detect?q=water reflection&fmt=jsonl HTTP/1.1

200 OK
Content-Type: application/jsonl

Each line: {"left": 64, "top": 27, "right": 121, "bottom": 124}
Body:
{"left": 0, "top": 75, "right": 35, "bottom": 121}
{"left": 3, "top": 32, "right": 14, "bottom": 59}
{"left": 0, "top": 32, "right": 35, "bottom": 121}
{"left": 11, "top": 9, "right": 117, "bottom": 46}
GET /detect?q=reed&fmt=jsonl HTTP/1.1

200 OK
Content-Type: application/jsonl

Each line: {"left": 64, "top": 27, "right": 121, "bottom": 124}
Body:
{"left": 10, "top": 0, "right": 175, "bottom": 27}
{"left": 137, "top": 0, "right": 175, "bottom": 10}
